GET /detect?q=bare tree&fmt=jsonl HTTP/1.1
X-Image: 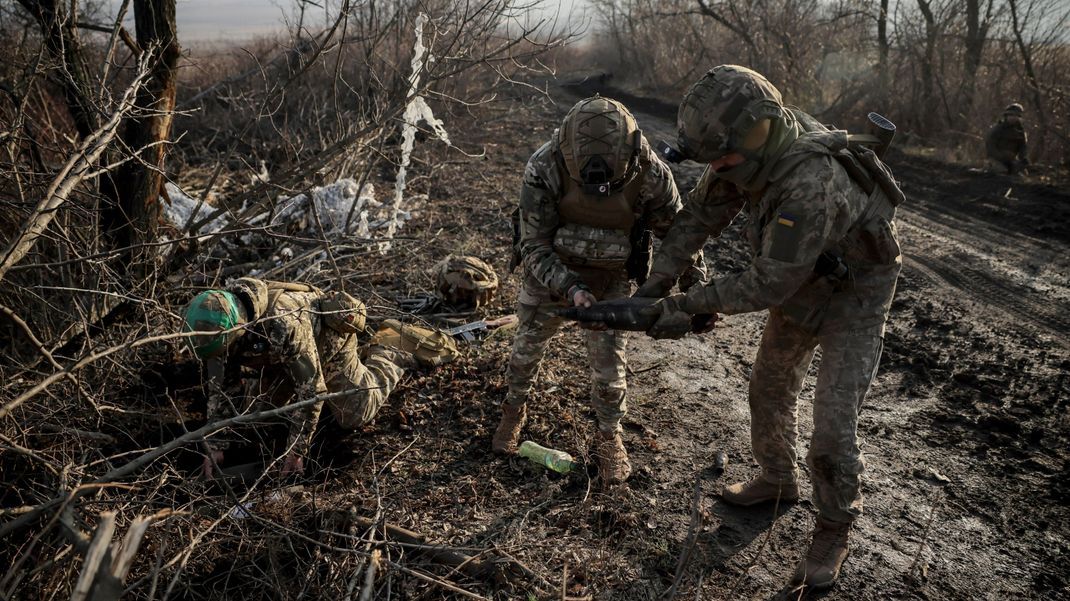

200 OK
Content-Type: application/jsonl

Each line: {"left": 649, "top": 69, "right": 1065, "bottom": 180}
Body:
{"left": 101, "top": 0, "right": 180, "bottom": 254}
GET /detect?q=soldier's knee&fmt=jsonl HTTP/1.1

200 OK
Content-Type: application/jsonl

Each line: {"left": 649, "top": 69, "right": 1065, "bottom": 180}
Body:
{"left": 807, "top": 451, "right": 864, "bottom": 482}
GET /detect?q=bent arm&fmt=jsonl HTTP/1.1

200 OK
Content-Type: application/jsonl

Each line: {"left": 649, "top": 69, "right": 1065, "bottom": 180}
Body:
{"left": 682, "top": 158, "right": 837, "bottom": 315}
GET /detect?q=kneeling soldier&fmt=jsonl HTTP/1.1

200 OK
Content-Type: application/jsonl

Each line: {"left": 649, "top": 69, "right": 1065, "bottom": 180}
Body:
{"left": 182, "top": 278, "right": 411, "bottom": 478}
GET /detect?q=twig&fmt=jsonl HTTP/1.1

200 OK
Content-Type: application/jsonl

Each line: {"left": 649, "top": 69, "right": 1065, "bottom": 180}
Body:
{"left": 907, "top": 491, "right": 943, "bottom": 579}
{"left": 357, "top": 549, "right": 381, "bottom": 601}
{"left": 663, "top": 477, "right": 704, "bottom": 599}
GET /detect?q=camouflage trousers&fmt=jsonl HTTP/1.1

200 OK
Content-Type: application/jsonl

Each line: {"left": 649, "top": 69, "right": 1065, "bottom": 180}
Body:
{"left": 505, "top": 275, "right": 630, "bottom": 433}
{"left": 324, "top": 345, "right": 408, "bottom": 428}
{"left": 748, "top": 307, "right": 885, "bottom": 524}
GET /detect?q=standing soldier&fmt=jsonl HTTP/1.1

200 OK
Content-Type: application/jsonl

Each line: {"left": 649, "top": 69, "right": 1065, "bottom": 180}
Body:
{"left": 635, "top": 66, "right": 904, "bottom": 588}
{"left": 182, "top": 278, "right": 413, "bottom": 478}
{"left": 493, "top": 96, "right": 704, "bottom": 486}
{"left": 985, "top": 103, "right": 1029, "bottom": 175}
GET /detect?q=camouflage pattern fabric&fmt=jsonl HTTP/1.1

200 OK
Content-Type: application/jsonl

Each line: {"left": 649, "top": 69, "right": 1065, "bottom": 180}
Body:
{"left": 505, "top": 273, "right": 630, "bottom": 432}
{"left": 648, "top": 111, "right": 902, "bottom": 523}
{"left": 748, "top": 309, "right": 883, "bottom": 523}
{"left": 985, "top": 118, "right": 1028, "bottom": 174}
{"left": 202, "top": 283, "right": 406, "bottom": 455}
{"left": 517, "top": 134, "right": 704, "bottom": 299}
{"left": 435, "top": 255, "right": 499, "bottom": 309}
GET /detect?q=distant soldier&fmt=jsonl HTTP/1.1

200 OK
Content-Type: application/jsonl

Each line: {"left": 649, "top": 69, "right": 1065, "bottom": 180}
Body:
{"left": 494, "top": 96, "right": 705, "bottom": 486}
{"left": 636, "top": 66, "right": 904, "bottom": 588}
{"left": 986, "top": 103, "right": 1029, "bottom": 174}
{"left": 182, "top": 278, "right": 412, "bottom": 478}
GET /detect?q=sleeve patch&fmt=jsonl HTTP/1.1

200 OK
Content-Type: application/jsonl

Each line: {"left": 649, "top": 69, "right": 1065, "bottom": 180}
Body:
{"left": 769, "top": 212, "right": 803, "bottom": 262}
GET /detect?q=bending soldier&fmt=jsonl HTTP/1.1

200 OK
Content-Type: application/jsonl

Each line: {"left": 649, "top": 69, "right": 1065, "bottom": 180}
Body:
{"left": 182, "top": 278, "right": 411, "bottom": 478}
{"left": 985, "top": 103, "right": 1029, "bottom": 175}
{"left": 636, "top": 66, "right": 904, "bottom": 588}
{"left": 494, "top": 96, "right": 705, "bottom": 486}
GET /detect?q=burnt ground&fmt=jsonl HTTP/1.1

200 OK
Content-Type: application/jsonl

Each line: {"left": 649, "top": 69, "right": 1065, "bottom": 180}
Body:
{"left": 107, "top": 84, "right": 1069, "bottom": 599}
{"left": 324, "top": 82, "right": 1070, "bottom": 600}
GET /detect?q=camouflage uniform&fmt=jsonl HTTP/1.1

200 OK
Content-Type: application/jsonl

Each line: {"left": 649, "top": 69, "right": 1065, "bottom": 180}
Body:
{"left": 507, "top": 135, "right": 702, "bottom": 433}
{"left": 985, "top": 111, "right": 1028, "bottom": 175}
{"left": 651, "top": 122, "right": 902, "bottom": 524}
{"left": 201, "top": 280, "right": 407, "bottom": 455}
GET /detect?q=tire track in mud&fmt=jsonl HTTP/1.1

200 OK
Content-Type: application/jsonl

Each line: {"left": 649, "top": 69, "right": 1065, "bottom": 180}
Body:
{"left": 903, "top": 253, "right": 1070, "bottom": 346}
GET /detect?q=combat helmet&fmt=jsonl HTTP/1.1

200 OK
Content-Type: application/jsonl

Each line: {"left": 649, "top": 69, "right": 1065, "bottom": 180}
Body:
{"left": 675, "top": 65, "right": 785, "bottom": 163}
{"left": 557, "top": 96, "right": 644, "bottom": 196}
{"left": 434, "top": 255, "right": 499, "bottom": 310}
{"left": 1003, "top": 103, "right": 1024, "bottom": 116}
{"left": 182, "top": 290, "right": 249, "bottom": 358}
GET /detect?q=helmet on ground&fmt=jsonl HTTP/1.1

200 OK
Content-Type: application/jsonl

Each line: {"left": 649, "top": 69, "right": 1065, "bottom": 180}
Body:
{"left": 557, "top": 96, "right": 644, "bottom": 196}
{"left": 1003, "top": 103, "right": 1024, "bottom": 116}
{"left": 319, "top": 291, "right": 367, "bottom": 334}
{"left": 676, "top": 65, "right": 784, "bottom": 162}
{"left": 435, "top": 255, "right": 498, "bottom": 309}
{"left": 182, "top": 290, "right": 248, "bottom": 358}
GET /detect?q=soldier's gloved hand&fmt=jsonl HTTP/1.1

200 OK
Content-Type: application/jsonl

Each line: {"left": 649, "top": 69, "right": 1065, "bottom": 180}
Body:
{"left": 633, "top": 272, "right": 674, "bottom": 299}
{"left": 570, "top": 284, "right": 596, "bottom": 308}
{"left": 640, "top": 294, "right": 693, "bottom": 340}
{"left": 569, "top": 285, "right": 607, "bottom": 331}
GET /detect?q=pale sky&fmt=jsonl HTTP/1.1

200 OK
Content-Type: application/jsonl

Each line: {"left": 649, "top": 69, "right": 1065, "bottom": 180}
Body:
{"left": 105, "top": 0, "right": 589, "bottom": 43}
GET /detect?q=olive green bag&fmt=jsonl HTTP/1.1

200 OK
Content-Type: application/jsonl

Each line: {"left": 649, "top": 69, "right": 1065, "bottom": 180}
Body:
{"left": 371, "top": 319, "right": 459, "bottom": 367}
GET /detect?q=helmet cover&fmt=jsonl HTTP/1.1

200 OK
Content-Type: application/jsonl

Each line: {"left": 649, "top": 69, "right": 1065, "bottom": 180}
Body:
{"left": 558, "top": 96, "right": 643, "bottom": 195}
{"left": 183, "top": 290, "right": 247, "bottom": 358}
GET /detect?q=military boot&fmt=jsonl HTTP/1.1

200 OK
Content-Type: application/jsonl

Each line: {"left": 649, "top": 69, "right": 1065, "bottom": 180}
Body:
{"left": 792, "top": 518, "right": 851, "bottom": 589}
{"left": 594, "top": 431, "right": 632, "bottom": 486}
{"left": 492, "top": 403, "right": 526, "bottom": 454}
{"left": 721, "top": 474, "right": 800, "bottom": 506}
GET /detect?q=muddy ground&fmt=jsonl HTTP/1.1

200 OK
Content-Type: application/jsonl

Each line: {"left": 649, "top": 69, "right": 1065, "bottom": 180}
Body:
{"left": 220, "top": 77, "right": 1065, "bottom": 600}
{"left": 122, "top": 83, "right": 1069, "bottom": 599}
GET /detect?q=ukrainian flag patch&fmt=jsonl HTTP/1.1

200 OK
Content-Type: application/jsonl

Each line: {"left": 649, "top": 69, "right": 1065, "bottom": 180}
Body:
{"left": 769, "top": 212, "right": 803, "bottom": 262}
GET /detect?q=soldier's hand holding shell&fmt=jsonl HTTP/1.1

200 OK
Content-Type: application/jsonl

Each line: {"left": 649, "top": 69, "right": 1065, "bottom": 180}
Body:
{"left": 641, "top": 294, "right": 693, "bottom": 340}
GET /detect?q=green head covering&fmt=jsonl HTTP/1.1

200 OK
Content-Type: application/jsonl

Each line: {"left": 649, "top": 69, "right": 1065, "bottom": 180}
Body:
{"left": 182, "top": 290, "right": 247, "bottom": 358}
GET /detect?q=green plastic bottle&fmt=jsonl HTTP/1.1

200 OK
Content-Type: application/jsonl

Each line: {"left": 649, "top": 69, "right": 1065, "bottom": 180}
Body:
{"left": 518, "top": 441, "right": 576, "bottom": 474}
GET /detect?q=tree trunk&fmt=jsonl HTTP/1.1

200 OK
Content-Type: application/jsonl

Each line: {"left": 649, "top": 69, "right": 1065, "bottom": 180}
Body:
{"left": 1007, "top": 0, "right": 1048, "bottom": 161}
{"left": 15, "top": 0, "right": 100, "bottom": 138}
{"left": 961, "top": 0, "right": 992, "bottom": 126}
{"left": 105, "top": 0, "right": 181, "bottom": 254}
{"left": 876, "top": 0, "right": 890, "bottom": 96}
{"left": 916, "top": 0, "right": 938, "bottom": 132}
